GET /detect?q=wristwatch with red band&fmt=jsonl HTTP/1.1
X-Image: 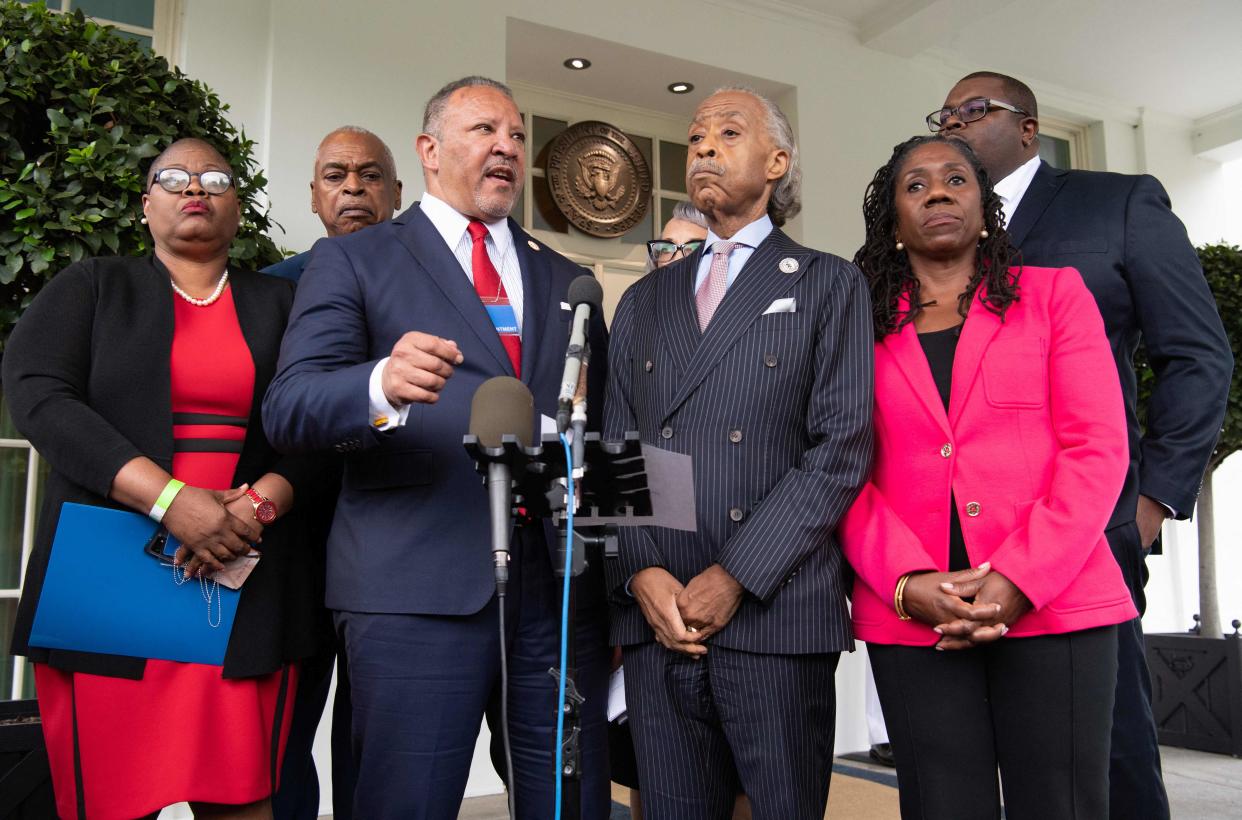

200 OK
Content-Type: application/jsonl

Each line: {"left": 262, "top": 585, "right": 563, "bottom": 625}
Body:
{"left": 245, "top": 488, "right": 277, "bottom": 525}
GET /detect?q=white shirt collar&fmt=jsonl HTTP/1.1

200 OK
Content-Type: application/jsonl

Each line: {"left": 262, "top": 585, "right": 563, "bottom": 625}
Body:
{"left": 704, "top": 213, "right": 774, "bottom": 253}
{"left": 419, "top": 192, "right": 512, "bottom": 256}
{"left": 992, "top": 155, "right": 1042, "bottom": 224}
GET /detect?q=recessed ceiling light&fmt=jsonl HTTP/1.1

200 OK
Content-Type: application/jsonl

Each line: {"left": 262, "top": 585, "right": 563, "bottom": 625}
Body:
{"left": 563, "top": 57, "right": 591, "bottom": 70}
{"left": 668, "top": 82, "right": 694, "bottom": 94}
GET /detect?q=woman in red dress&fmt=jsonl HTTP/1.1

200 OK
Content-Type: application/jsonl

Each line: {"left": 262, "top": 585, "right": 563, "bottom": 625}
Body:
{"left": 3, "top": 138, "right": 321, "bottom": 819}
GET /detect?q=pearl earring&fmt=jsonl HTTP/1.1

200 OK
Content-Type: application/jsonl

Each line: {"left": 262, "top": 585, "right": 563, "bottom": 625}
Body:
{"left": 980, "top": 228, "right": 989, "bottom": 239}
{"left": 140, "top": 216, "right": 148, "bottom": 225}
{"left": 895, "top": 240, "right": 905, "bottom": 251}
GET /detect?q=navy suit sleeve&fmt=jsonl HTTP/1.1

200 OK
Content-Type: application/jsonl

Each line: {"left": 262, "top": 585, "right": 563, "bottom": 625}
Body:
{"left": 263, "top": 238, "right": 386, "bottom": 455}
{"left": 716, "top": 260, "right": 874, "bottom": 602}
{"left": 602, "top": 284, "right": 665, "bottom": 598}
{"left": 1125, "top": 175, "right": 1233, "bottom": 516}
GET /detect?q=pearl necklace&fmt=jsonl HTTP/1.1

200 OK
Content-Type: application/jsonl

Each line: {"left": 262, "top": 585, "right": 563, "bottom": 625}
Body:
{"left": 170, "top": 270, "right": 229, "bottom": 307}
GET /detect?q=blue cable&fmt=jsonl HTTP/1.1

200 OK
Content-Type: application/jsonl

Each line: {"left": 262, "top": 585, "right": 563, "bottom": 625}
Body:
{"left": 554, "top": 433, "right": 574, "bottom": 820}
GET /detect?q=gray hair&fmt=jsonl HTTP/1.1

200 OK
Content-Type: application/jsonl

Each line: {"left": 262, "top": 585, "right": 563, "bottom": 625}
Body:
{"left": 316, "top": 125, "right": 398, "bottom": 181}
{"left": 669, "top": 200, "right": 708, "bottom": 229}
{"left": 713, "top": 86, "right": 802, "bottom": 226}
{"left": 422, "top": 76, "right": 515, "bottom": 139}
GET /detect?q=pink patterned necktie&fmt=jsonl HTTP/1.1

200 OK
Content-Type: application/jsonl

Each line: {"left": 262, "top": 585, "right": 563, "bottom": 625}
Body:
{"left": 696, "top": 241, "right": 737, "bottom": 332}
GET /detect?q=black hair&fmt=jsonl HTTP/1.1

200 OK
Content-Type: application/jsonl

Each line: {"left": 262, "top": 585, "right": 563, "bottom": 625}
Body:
{"left": 853, "top": 135, "right": 1020, "bottom": 340}
{"left": 957, "top": 71, "right": 1038, "bottom": 120}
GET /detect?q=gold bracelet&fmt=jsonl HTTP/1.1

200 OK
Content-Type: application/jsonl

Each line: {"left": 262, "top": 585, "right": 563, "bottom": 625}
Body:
{"left": 894, "top": 573, "right": 913, "bottom": 621}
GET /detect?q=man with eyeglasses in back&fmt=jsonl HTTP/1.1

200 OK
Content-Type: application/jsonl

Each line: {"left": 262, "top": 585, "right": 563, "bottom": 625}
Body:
{"left": 645, "top": 200, "right": 709, "bottom": 272}
{"left": 927, "top": 71, "right": 1233, "bottom": 820}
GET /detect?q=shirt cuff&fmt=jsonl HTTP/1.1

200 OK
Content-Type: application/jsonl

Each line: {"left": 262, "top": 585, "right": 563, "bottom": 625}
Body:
{"left": 368, "top": 358, "right": 410, "bottom": 431}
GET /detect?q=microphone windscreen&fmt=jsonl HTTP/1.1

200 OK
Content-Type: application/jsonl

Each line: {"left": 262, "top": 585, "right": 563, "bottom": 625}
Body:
{"left": 567, "top": 275, "right": 604, "bottom": 310}
{"left": 468, "top": 376, "right": 534, "bottom": 449}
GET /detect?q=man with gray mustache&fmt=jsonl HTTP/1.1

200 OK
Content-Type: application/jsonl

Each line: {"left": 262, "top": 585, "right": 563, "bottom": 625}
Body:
{"left": 605, "top": 87, "right": 873, "bottom": 819}
{"left": 265, "top": 76, "right": 611, "bottom": 818}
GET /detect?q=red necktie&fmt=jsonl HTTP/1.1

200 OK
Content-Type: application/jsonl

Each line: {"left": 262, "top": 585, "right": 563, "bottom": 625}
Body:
{"left": 467, "top": 220, "right": 521, "bottom": 377}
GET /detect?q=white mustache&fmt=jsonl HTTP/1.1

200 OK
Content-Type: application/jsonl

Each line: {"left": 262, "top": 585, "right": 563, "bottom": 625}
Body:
{"left": 483, "top": 159, "right": 519, "bottom": 178}
{"left": 688, "top": 159, "right": 724, "bottom": 177}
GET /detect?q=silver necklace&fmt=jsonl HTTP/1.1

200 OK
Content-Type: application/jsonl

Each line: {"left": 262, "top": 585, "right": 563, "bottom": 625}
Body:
{"left": 170, "top": 269, "right": 229, "bottom": 307}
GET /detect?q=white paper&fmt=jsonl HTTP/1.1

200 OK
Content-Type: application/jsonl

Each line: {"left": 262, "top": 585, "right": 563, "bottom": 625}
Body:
{"left": 607, "top": 665, "right": 628, "bottom": 724}
{"left": 212, "top": 551, "right": 260, "bottom": 590}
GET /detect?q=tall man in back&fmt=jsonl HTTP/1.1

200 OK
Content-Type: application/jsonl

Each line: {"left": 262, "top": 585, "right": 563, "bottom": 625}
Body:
{"left": 931, "top": 71, "right": 1234, "bottom": 819}
{"left": 606, "top": 87, "right": 873, "bottom": 819}
{"left": 263, "top": 77, "right": 610, "bottom": 819}
{"left": 266, "top": 124, "right": 402, "bottom": 820}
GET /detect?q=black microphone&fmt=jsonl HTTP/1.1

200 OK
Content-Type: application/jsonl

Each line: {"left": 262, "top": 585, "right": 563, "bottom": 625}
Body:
{"left": 468, "top": 376, "right": 533, "bottom": 594}
{"left": 556, "top": 275, "right": 603, "bottom": 433}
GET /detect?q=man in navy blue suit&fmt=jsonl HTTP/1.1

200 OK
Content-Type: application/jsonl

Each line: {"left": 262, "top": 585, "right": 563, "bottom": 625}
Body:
{"left": 268, "top": 125, "right": 401, "bottom": 820}
{"left": 264, "top": 77, "right": 610, "bottom": 819}
{"left": 932, "top": 71, "right": 1233, "bottom": 820}
{"left": 265, "top": 126, "right": 403, "bottom": 283}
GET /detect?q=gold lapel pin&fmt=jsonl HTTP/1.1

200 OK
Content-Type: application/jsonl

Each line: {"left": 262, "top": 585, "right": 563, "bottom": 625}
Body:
{"left": 779, "top": 257, "right": 799, "bottom": 273}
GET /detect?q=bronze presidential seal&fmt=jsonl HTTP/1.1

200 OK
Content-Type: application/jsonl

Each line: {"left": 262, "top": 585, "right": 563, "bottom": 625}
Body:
{"left": 545, "top": 121, "right": 652, "bottom": 238}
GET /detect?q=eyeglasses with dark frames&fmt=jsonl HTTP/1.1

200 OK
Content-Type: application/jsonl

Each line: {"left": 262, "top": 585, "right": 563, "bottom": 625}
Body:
{"left": 150, "top": 168, "right": 235, "bottom": 195}
{"left": 926, "top": 98, "right": 1029, "bottom": 133}
{"left": 647, "top": 238, "right": 705, "bottom": 265}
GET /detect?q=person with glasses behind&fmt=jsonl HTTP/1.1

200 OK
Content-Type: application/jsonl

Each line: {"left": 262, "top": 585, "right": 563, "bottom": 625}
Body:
{"left": 3, "top": 138, "right": 324, "bottom": 820}
{"left": 645, "top": 200, "right": 708, "bottom": 271}
{"left": 930, "top": 71, "right": 1232, "bottom": 820}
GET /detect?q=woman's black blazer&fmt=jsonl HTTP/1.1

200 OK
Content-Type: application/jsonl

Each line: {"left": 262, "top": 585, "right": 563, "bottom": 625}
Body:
{"left": 2, "top": 255, "right": 322, "bottom": 679}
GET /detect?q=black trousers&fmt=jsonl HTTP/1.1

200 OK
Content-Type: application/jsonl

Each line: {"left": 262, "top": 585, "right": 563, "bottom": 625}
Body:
{"left": 624, "top": 642, "right": 838, "bottom": 820}
{"left": 1105, "top": 521, "right": 1171, "bottom": 820}
{"left": 869, "top": 625, "right": 1118, "bottom": 820}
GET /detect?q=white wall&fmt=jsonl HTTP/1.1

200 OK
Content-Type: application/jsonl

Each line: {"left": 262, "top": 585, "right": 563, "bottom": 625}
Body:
{"left": 173, "top": 0, "right": 1242, "bottom": 810}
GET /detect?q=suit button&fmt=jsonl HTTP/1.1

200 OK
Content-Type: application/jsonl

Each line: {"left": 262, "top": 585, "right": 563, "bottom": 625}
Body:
{"left": 644, "top": 360, "right": 654, "bottom": 372}
{"left": 940, "top": 443, "right": 952, "bottom": 458}
{"left": 729, "top": 507, "right": 744, "bottom": 522}
{"left": 965, "top": 501, "right": 981, "bottom": 517}
{"left": 728, "top": 429, "right": 743, "bottom": 444}
{"left": 661, "top": 426, "right": 674, "bottom": 440}
{"left": 764, "top": 353, "right": 778, "bottom": 368}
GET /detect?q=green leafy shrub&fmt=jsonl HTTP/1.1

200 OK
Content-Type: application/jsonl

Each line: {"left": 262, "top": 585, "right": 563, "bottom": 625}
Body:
{"left": 0, "top": 0, "right": 283, "bottom": 349}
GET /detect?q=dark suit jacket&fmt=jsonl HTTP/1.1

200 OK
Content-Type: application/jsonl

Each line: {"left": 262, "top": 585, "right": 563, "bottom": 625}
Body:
{"left": 263, "top": 202, "right": 607, "bottom": 616}
{"left": 263, "top": 250, "right": 309, "bottom": 283}
{"left": 604, "top": 229, "right": 873, "bottom": 654}
{"left": 1008, "top": 161, "right": 1233, "bottom": 528}
{"left": 2, "top": 256, "right": 322, "bottom": 679}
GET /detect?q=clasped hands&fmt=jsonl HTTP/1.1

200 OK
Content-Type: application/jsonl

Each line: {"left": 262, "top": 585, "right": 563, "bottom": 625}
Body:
{"left": 630, "top": 564, "right": 744, "bottom": 656}
{"left": 165, "top": 484, "right": 263, "bottom": 578}
{"left": 902, "top": 562, "right": 1033, "bottom": 650}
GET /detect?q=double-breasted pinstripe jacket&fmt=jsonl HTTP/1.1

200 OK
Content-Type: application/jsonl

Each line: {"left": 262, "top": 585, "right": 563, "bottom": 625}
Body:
{"left": 604, "top": 228, "right": 874, "bottom": 654}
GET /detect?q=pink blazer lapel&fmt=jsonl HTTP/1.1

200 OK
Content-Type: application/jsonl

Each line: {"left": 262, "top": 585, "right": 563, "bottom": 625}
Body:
{"left": 881, "top": 296, "right": 952, "bottom": 439}
{"left": 947, "top": 290, "right": 1003, "bottom": 427}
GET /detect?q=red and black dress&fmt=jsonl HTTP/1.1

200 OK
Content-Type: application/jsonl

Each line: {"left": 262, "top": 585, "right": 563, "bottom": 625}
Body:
{"left": 35, "top": 285, "right": 298, "bottom": 819}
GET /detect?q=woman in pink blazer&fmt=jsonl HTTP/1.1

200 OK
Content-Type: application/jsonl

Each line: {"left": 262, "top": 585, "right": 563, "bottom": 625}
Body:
{"left": 842, "top": 135, "right": 1135, "bottom": 820}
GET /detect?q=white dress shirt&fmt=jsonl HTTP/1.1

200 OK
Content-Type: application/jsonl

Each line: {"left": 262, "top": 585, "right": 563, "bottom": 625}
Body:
{"left": 367, "top": 193, "right": 524, "bottom": 429}
{"left": 993, "top": 154, "right": 1042, "bottom": 227}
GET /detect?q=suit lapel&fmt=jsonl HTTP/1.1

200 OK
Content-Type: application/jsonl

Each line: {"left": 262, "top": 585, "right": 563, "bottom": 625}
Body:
{"left": 1005, "top": 161, "right": 1066, "bottom": 249}
{"left": 511, "top": 222, "right": 554, "bottom": 387}
{"left": 654, "top": 253, "right": 702, "bottom": 383}
{"left": 881, "top": 309, "right": 952, "bottom": 439}
{"left": 392, "top": 203, "right": 513, "bottom": 375}
{"left": 947, "top": 290, "right": 1003, "bottom": 427}
{"left": 663, "top": 229, "right": 808, "bottom": 419}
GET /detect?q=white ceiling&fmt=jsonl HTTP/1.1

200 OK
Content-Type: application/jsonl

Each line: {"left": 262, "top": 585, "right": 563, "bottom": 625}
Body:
{"left": 507, "top": 1, "right": 1242, "bottom": 123}
{"left": 762, "top": 0, "right": 1242, "bottom": 121}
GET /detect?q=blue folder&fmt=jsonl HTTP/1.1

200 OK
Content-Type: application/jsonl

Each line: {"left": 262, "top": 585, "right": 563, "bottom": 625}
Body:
{"left": 28, "top": 502, "right": 239, "bottom": 665}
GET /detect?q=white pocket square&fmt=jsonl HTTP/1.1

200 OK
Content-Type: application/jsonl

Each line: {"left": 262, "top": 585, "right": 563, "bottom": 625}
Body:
{"left": 560, "top": 301, "right": 571, "bottom": 311}
{"left": 763, "top": 298, "right": 797, "bottom": 315}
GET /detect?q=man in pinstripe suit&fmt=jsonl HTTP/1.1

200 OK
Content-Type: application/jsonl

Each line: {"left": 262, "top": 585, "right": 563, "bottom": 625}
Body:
{"left": 604, "top": 87, "right": 874, "bottom": 820}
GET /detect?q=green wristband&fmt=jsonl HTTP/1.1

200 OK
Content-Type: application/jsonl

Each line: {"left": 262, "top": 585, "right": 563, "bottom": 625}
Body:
{"left": 149, "top": 478, "right": 186, "bottom": 523}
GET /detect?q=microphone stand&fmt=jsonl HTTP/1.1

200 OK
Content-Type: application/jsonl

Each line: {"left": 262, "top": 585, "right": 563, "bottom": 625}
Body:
{"left": 463, "top": 430, "right": 651, "bottom": 820}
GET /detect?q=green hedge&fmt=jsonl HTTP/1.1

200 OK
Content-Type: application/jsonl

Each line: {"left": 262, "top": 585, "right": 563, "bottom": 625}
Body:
{"left": 0, "top": 0, "right": 283, "bottom": 349}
